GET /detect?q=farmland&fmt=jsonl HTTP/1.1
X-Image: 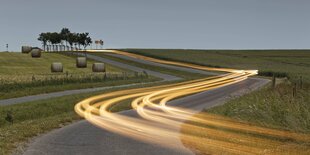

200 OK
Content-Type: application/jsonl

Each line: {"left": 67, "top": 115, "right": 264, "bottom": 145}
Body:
{"left": 123, "top": 49, "right": 310, "bottom": 82}
{"left": 0, "top": 52, "right": 157, "bottom": 99}
{"left": 0, "top": 52, "right": 122, "bottom": 75}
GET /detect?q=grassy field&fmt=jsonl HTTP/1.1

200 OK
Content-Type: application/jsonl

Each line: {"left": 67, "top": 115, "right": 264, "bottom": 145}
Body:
{"left": 0, "top": 52, "right": 149, "bottom": 99}
{"left": 122, "top": 49, "right": 310, "bottom": 81}
{"left": 208, "top": 82, "right": 310, "bottom": 132}
{"left": 0, "top": 52, "right": 122, "bottom": 76}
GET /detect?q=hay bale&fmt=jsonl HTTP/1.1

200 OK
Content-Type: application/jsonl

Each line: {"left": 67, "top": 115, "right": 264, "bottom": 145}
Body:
{"left": 92, "top": 63, "right": 105, "bottom": 72}
{"left": 31, "top": 49, "right": 41, "bottom": 58}
{"left": 76, "top": 57, "right": 87, "bottom": 68}
{"left": 51, "top": 62, "right": 63, "bottom": 72}
{"left": 21, "top": 46, "right": 32, "bottom": 53}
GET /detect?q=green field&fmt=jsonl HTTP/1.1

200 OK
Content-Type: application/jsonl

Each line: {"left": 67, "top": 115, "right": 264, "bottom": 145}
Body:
{"left": 0, "top": 52, "right": 122, "bottom": 77}
{"left": 0, "top": 52, "right": 154, "bottom": 99}
{"left": 122, "top": 49, "right": 310, "bottom": 82}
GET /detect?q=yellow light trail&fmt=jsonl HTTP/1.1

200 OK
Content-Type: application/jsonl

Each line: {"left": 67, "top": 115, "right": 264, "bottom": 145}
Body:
{"left": 74, "top": 50, "right": 310, "bottom": 154}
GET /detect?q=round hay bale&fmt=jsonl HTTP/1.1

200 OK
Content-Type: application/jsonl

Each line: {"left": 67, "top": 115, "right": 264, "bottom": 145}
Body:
{"left": 31, "top": 49, "right": 41, "bottom": 58}
{"left": 92, "top": 63, "right": 105, "bottom": 72}
{"left": 51, "top": 62, "right": 63, "bottom": 72}
{"left": 21, "top": 46, "right": 32, "bottom": 54}
{"left": 76, "top": 57, "right": 87, "bottom": 68}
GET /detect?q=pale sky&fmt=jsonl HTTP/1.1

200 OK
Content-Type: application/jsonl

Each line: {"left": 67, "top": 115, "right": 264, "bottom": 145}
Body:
{"left": 0, "top": 0, "right": 310, "bottom": 51}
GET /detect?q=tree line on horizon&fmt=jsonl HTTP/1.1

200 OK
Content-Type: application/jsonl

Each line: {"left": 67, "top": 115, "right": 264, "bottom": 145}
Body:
{"left": 38, "top": 28, "right": 92, "bottom": 51}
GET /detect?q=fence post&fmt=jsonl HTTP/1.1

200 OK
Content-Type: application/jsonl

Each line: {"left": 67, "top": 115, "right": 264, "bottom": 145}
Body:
{"left": 272, "top": 74, "right": 276, "bottom": 89}
{"left": 5, "top": 111, "right": 13, "bottom": 125}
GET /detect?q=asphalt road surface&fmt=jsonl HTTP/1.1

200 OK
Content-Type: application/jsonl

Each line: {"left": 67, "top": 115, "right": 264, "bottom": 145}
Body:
{"left": 105, "top": 53, "right": 218, "bottom": 76}
{"left": 22, "top": 78, "right": 268, "bottom": 155}
{"left": 21, "top": 52, "right": 269, "bottom": 155}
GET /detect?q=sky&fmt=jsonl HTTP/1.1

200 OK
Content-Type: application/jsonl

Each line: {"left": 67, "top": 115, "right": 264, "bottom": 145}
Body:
{"left": 0, "top": 0, "right": 310, "bottom": 51}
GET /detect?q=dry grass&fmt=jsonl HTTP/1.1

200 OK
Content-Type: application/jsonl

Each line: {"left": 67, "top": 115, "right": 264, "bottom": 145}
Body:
{"left": 0, "top": 52, "right": 141, "bottom": 99}
{"left": 0, "top": 52, "right": 123, "bottom": 75}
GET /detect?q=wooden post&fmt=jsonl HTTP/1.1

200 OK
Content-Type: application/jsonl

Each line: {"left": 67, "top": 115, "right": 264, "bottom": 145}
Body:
{"left": 272, "top": 74, "right": 276, "bottom": 89}
{"left": 5, "top": 111, "right": 13, "bottom": 125}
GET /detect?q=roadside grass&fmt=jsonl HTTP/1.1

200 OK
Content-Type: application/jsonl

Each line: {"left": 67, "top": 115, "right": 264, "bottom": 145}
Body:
{"left": 206, "top": 82, "right": 310, "bottom": 133}
{"left": 122, "top": 49, "right": 310, "bottom": 81}
{"left": 0, "top": 80, "right": 179, "bottom": 155}
{"left": 92, "top": 52, "right": 207, "bottom": 80}
{"left": 0, "top": 72, "right": 156, "bottom": 100}
{"left": 180, "top": 111, "right": 310, "bottom": 155}
{"left": 180, "top": 82, "right": 310, "bottom": 154}
{"left": 1, "top": 113, "right": 79, "bottom": 155}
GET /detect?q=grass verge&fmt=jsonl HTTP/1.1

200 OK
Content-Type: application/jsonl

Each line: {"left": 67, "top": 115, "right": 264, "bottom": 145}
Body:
{"left": 0, "top": 80, "right": 180, "bottom": 155}
{"left": 0, "top": 73, "right": 156, "bottom": 100}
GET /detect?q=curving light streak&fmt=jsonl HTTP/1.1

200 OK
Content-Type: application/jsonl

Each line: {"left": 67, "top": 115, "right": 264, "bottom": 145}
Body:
{"left": 74, "top": 50, "right": 310, "bottom": 154}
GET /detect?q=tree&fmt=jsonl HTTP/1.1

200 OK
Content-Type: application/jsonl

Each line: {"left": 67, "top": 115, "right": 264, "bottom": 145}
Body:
{"left": 37, "top": 33, "right": 47, "bottom": 51}
{"left": 38, "top": 28, "right": 93, "bottom": 51}
{"left": 60, "top": 28, "right": 71, "bottom": 51}
{"left": 67, "top": 33, "right": 76, "bottom": 51}
{"left": 49, "top": 32, "right": 62, "bottom": 51}
{"left": 45, "top": 32, "right": 52, "bottom": 51}
{"left": 83, "top": 33, "right": 92, "bottom": 49}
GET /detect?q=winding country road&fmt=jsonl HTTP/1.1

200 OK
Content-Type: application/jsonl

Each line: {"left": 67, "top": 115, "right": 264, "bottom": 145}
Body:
{"left": 21, "top": 51, "right": 269, "bottom": 155}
